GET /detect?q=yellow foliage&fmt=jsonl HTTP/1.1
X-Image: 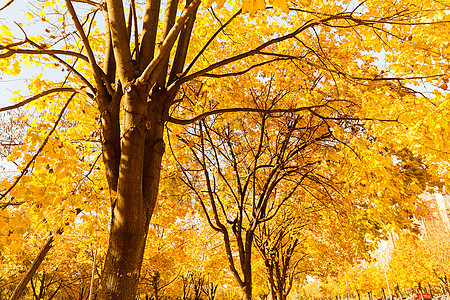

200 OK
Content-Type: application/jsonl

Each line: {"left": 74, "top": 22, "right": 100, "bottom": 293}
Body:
{"left": 0, "top": 0, "right": 448, "bottom": 297}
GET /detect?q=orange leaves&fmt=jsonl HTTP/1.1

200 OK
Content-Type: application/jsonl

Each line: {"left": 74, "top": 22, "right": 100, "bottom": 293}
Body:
{"left": 0, "top": 59, "right": 21, "bottom": 76}
{"left": 204, "top": 0, "right": 311, "bottom": 14}
{"left": 0, "top": 0, "right": 448, "bottom": 295}
{"left": 242, "top": 0, "right": 267, "bottom": 14}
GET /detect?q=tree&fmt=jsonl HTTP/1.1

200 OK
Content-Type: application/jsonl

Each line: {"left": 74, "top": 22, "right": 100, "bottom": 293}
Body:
{"left": 175, "top": 104, "right": 337, "bottom": 299}
{"left": 390, "top": 232, "right": 450, "bottom": 295}
{"left": 255, "top": 208, "right": 310, "bottom": 300}
{"left": 172, "top": 78, "right": 437, "bottom": 299}
{"left": 1, "top": 0, "right": 449, "bottom": 299}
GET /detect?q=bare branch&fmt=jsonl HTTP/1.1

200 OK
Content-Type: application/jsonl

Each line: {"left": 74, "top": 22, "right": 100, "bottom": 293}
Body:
{"left": 65, "top": 0, "right": 109, "bottom": 89}
{"left": 182, "top": 8, "right": 242, "bottom": 76}
{"left": 200, "top": 58, "right": 291, "bottom": 79}
{"left": 0, "top": 0, "right": 14, "bottom": 11}
{"left": 11, "top": 23, "right": 97, "bottom": 93}
{"left": 9, "top": 234, "right": 55, "bottom": 300}
{"left": 0, "top": 48, "right": 89, "bottom": 61}
{"left": 167, "top": 105, "right": 329, "bottom": 125}
{"left": 71, "top": 0, "right": 102, "bottom": 6}
{"left": 0, "top": 88, "right": 92, "bottom": 112}
{"left": 168, "top": 18, "right": 321, "bottom": 91}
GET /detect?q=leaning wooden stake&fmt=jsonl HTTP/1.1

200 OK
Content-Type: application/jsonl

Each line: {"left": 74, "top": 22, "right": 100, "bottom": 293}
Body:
{"left": 9, "top": 234, "right": 55, "bottom": 300}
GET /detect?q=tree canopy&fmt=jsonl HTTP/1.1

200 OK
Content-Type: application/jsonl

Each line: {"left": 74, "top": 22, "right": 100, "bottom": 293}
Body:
{"left": 0, "top": 0, "right": 449, "bottom": 298}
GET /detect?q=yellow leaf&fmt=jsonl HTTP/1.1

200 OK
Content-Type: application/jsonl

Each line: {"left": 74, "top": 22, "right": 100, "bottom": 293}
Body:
{"left": 273, "top": 0, "right": 289, "bottom": 12}
{"left": 216, "top": 0, "right": 226, "bottom": 8}
{"left": 202, "top": 0, "right": 215, "bottom": 8}
{"left": 243, "top": 0, "right": 266, "bottom": 14}
{"left": 299, "top": 0, "right": 311, "bottom": 6}
{"left": 26, "top": 12, "right": 34, "bottom": 21}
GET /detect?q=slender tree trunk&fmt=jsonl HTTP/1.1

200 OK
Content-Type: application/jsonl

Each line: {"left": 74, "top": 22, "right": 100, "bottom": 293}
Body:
{"left": 267, "top": 264, "right": 276, "bottom": 300}
{"left": 242, "top": 242, "right": 253, "bottom": 300}
{"left": 275, "top": 269, "right": 284, "bottom": 300}
{"left": 277, "top": 290, "right": 284, "bottom": 300}
{"left": 243, "top": 284, "right": 252, "bottom": 300}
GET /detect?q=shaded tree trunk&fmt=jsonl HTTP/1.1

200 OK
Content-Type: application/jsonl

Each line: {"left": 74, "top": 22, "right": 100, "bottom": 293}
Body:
{"left": 98, "top": 86, "right": 167, "bottom": 299}
{"left": 92, "top": 0, "right": 200, "bottom": 296}
{"left": 243, "top": 283, "right": 252, "bottom": 300}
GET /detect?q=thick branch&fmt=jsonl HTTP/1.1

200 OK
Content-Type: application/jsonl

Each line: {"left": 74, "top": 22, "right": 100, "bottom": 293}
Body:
{"left": 167, "top": 105, "right": 329, "bottom": 125}
{"left": 137, "top": 0, "right": 201, "bottom": 85}
{"left": 168, "top": 0, "right": 198, "bottom": 84}
{"left": 154, "top": 0, "right": 180, "bottom": 86}
{"left": 105, "top": 0, "right": 135, "bottom": 82}
{"left": 103, "top": 5, "right": 116, "bottom": 84}
{"left": 139, "top": 0, "right": 162, "bottom": 70}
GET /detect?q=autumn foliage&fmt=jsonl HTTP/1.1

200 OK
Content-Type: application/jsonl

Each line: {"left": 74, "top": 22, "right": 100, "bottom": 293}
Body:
{"left": 0, "top": 0, "right": 449, "bottom": 298}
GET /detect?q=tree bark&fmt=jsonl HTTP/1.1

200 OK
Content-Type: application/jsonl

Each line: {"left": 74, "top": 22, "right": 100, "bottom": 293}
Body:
{"left": 97, "top": 78, "right": 169, "bottom": 299}
{"left": 98, "top": 82, "right": 150, "bottom": 298}
{"left": 243, "top": 284, "right": 252, "bottom": 300}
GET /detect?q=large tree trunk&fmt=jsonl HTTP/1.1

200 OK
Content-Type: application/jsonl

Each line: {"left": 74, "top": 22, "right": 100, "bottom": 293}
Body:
{"left": 93, "top": 0, "right": 198, "bottom": 296}
{"left": 98, "top": 83, "right": 166, "bottom": 299}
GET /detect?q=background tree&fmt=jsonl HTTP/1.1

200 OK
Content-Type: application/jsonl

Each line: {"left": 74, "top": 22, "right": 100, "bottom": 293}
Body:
{"left": 173, "top": 86, "right": 438, "bottom": 299}
{"left": 175, "top": 109, "right": 333, "bottom": 299}
{"left": 255, "top": 208, "right": 310, "bottom": 300}
{"left": 390, "top": 232, "right": 449, "bottom": 296}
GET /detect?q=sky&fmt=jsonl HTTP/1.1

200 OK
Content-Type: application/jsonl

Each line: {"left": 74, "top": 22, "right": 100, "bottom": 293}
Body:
{"left": 1, "top": 0, "right": 27, "bottom": 100}
{"left": 0, "top": 0, "right": 46, "bottom": 178}
{"left": 0, "top": 0, "right": 74, "bottom": 107}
